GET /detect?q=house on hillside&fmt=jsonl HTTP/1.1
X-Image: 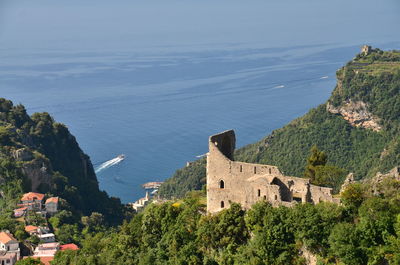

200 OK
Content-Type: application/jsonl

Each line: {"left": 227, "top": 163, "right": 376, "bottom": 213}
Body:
{"left": 13, "top": 207, "right": 27, "bottom": 218}
{"left": 20, "top": 192, "right": 45, "bottom": 211}
{"left": 45, "top": 197, "right": 59, "bottom": 214}
{"left": 0, "top": 232, "right": 19, "bottom": 254}
{"left": 33, "top": 242, "right": 59, "bottom": 257}
{"left": 130, "top": 192, "right": 150, "bottom": 212}
{"left": 24, "top": 226, "right": 39, "bottom": 236}
{"left": 37, "top": 233, "right": 55, "bottom": 243}
{"left": 0, "top": 231, "right": 20, "bottom": 265}
{"left": 0, "top": 252, "right": 18, "bottom": 265}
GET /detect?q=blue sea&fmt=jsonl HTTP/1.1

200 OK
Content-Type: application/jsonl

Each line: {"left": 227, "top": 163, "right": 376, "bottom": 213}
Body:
{"left": 1, "top": 0, "right": 399, "bottom": 202}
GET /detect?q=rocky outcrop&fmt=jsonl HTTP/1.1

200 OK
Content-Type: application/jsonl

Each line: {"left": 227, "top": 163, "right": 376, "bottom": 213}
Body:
{"left": 21, "top": 159, "right": 53, "bottom": 192}
{"left": 22, "top": 159, "right": 52, "bottom": 192}
{"left": 369, "top": 167, "right": 400, "bottom": 195}
{"left": 12, "top": 148, "right": 33, "bottom": 162}
{"left": 300, "top": 247, "right": 317, "bottom": 265}
{"left": 327, "top": 101, "right": 382, "bottom": 131}
{"left": 11, "top": 148, "right": 53, "bottom": 191}
{"left": 340, "top": 173, "right": 355, "bottom": 193}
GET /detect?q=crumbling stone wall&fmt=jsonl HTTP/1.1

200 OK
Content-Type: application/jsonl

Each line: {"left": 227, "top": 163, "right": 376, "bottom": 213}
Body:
{"left": 207, "top": 130, "right": 338, "bottom": 213}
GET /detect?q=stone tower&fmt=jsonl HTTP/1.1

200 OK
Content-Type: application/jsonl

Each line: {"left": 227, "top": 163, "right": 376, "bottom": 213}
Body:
{"left": 361, "top": 45, "right": 372, "bottom": 56}
{"left": 206, "top": 130, "right": 339, "bottom": 214}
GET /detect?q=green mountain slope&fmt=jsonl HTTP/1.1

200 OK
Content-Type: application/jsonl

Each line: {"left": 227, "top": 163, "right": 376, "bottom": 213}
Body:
{"left": 159, "top": 47, "right": 400, "bottom": 198}
{"left": 0, "top": 99, "right": 126, "bottom": 224}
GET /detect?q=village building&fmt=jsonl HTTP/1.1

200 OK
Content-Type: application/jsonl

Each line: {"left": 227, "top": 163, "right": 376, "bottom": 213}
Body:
{"left": 37, "top": 227, "right": 51, "bottom": 235}
{"left": 33, "top": 242, "right": 59, "bottom": 257}
{"left": 0, "top": 232, "right": 19, "bottom": 255}
{"left": 45, "top": 197, "right": 59, "bottom": 214}
{"left": 37, "top": 233, "right": 55, "bottom": 243}
{"left": 0, "top": 232, "right": 20, "bottom": 265}
{"left": 130, "top": 191, "right": 150, "bottom": 212}
{"left": 0, "top": 252, "right": 18, "bottom": 265}
{"left": 13, "top": 207, "right": 27, "bottom": 218}
{"left": 24, "top": 226, "right": 39, "bottom": 236}
{"left": 20, "top": 192, "right": 45, "bottom": 211}
{"left": 206, "top": 130, "right": 339, "bottom": 214}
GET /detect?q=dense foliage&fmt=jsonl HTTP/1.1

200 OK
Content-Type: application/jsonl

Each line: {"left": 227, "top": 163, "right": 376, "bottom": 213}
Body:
{"left": 53, "top": 178, "right": 400, "bottom": 264}
{"left": 159, "top": 49, "right": 400, "bottom": 199}
{"left": 0, "top": 98, "right": 129, "bottom": 225}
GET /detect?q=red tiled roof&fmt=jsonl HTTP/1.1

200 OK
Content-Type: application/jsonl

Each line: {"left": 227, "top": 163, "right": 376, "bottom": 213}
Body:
{"left": 24, "top": 256, "right": 54, "bottom": 265}
{"left": 14, "top": 207, "right": 28, "bottom": 212}
{"left": 25, "top": 225, "right": 39, "bottom": 233}
{"left": 21, "top": 192, "right": 45, "bottom": 201}
{"left": 45, "top": 197, "right": 59, "bottom": 204}
{"left": 0, "top": 231, "right": 17, "bottom": 244}
{"left": 60, "top": 243, "right": 79, "bottom": 251}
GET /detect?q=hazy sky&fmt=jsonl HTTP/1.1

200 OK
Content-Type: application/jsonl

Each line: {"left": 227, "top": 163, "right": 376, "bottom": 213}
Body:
{"left": 1, "top": 0, "right": 399, "bottom": 52}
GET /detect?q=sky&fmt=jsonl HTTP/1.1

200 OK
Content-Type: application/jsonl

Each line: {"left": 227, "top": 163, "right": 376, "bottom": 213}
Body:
{"left": 1, "top": 0, "right": 399, "bottom": 52}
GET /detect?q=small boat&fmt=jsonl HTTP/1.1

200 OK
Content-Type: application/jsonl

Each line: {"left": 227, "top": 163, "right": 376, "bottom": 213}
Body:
{"left": 118, "top": 154, "right": 125, "bottom": 160}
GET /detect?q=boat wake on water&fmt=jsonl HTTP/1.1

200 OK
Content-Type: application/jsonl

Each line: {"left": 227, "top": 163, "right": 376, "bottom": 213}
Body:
{"left": 95, "top": 154, "right": 125, "bottom": 174}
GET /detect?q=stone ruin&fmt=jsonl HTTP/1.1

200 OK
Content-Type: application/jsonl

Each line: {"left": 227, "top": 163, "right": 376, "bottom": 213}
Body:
{"left": 206, "top": 130, "right": 340, "bottom": 213}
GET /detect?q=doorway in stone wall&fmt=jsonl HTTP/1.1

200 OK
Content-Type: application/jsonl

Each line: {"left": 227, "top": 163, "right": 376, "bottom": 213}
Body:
{"left": 271, "top": 177, "right": 291, "bottom": 202}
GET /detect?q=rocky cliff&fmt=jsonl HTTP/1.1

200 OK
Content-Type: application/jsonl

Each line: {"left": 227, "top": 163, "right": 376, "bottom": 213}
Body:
{"left": 326, "top": 101, "right": 382, "bottom": 131}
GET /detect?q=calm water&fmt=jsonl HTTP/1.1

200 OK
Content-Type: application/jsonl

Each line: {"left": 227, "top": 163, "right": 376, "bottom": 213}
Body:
{"left": 1, "top": 0, "right": 399, "bottom": 202}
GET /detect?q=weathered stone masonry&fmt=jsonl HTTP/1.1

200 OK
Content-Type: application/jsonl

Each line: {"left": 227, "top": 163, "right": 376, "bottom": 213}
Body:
{"left": 207, "top": 130, "right": 339, "bottom": 213}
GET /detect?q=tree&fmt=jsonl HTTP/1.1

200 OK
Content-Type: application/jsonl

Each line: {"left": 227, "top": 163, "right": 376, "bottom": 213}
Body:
{"left": 25, "top": 212, "right": 46, "bottom": 227}
{"left": 55, "top": 224, "right": 80, "bottom": 245}
{"left": 82, "top": 212, "right": 104, "bottom": 227}
{"left": 328, "top": 223, "right": 366, "bottom": 265}
{"left": 244, "top": 207, "right": 297, "bottom": 265}
{"left": 314, "top": 165, "right": 346, "bottom": 193}
{"left": 357, "top": 197, "right": 395, "bottom": 247}
{"left": 304, "top": 145, "right": 327, "bottom": 182}
{"left": 15, "top": 257, "right": 43, "bottom": 265}
{"left": 385, "top": 214, "right": 400, "bottom": 264}
{"left": 340, "top": 183, "right": 366, "bottom": 211}
{"left": 197, "top": 203, "right": 248, "bottom": 254}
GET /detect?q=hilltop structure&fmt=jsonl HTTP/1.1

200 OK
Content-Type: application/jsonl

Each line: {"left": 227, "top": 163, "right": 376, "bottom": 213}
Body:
{"left": 206, "top": 130, "right": 339, "bottom": 213}
{"left": 361, "top": 45, "right": 372, "bottom": 55}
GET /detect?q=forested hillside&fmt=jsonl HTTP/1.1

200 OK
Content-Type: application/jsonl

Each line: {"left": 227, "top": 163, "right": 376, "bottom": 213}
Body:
{"left": 0, "top": 98, "right": 128, "bottom": 225}
{"left": 159, "top": 48, "right": 400, "bottom": 198}
{"left": 52, "top": 176, "right": 400, "bottom": 264}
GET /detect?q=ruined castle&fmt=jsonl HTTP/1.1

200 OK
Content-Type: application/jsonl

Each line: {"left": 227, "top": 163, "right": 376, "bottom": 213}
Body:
{"left": 206, "top": 130, "right": 339, "bottom": 213}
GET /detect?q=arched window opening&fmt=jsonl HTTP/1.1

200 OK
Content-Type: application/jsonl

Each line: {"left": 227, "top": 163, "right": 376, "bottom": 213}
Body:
{"left": 219, "top": 180, "right": 225, "bottom": 189}
{"left": 254, "top": 167, "right": 257, "bottom": 174}
{"left": 269, "top": 168, "right": 272, "bottom": 174}
{"left": 263, "top": 195, "right": 267, "bottom": 200}
{"left": 221, "top": 201, "right": 225, "bottom": 208}
{"left": 240, "top": 165, "right": 243, "bottom": 172}
{"left": 275, "top": 195, "right": 278, "bottom": 200}
{"left": 258, "top": 189, "right": 261, "bottom": 197}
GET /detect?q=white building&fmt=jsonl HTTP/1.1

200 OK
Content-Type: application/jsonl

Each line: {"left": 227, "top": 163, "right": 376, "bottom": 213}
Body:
{"left": 45, "top": 197, "right": 59, "bottom": 214}
{"left": 130, "top": 192, "right": 150, "bottom": 212}
{"left": 33, "top": 242, "right": 59, "bottom": 257}
{"left": 38, "top": 233, "right": 55, "bottom": 243}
